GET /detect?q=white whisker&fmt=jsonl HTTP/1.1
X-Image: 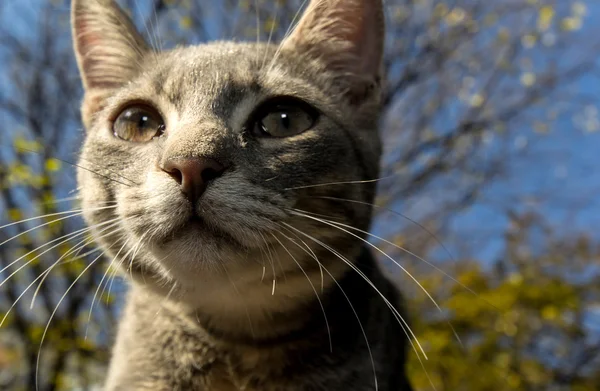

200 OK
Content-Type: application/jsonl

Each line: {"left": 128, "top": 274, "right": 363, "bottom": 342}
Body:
{"left": 0, "top": 204, "right": 116, "bottom": 231}
{"left": 30, "top": 219, "right": 124, "bottom": 309}
{"left": 275, "top": 224, "right": 378, "bottom": 391}
{"left": 281, "top": 221, "right": 427, "bottom": 360}
{"left": 259, "top": 231, "right": 277, "bottom": 294}
{"left": 282, "top": 173, "right": 399, "bottom": 191}
{"left": 260, "top": 0, "right": 279, "bottom": 69}
{"left": 86, "top": 235, "right": 133, "bottom": 340}
{"left": 270, "top": 231, "right": 332, "bottom": 352}
{"left": 0, "top": 245, "right": 104, "bottom": 328}
{"left": 292, "top": 208, "right": 466, "bottom": 347}
{"left": 266, "top": 0, "right": 309, "bottom": 74}
{"left": 0, "top": 217, "right": 120, "bottom": 289}
{"left": 35, "top": 249, "right": 107, "bottom": 391}
{"left": 290, "top": 210, "right": 444, "bottom": 315}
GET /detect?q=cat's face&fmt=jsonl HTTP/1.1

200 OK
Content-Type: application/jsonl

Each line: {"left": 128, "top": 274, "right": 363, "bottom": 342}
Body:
{"left": 72, "top": 0, "right": 384, "bottom": 296}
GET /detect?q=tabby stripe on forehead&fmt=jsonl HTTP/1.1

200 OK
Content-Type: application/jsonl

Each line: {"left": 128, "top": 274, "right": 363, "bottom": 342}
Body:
{"left": 151, "top": 67, "right": 169, "bottom": 96}
{"left": 167, "top": 76, "right": 186, "bottom": 110}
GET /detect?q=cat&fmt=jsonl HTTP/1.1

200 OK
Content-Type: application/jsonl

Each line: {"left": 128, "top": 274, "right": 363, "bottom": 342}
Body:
{"left": 71, "top": 0, "right": 414, "bottom": 389}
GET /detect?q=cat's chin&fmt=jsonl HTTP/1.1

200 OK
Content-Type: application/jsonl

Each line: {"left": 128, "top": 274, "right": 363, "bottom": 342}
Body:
{"left": 142, "top": 215, "right": 253, "bottom": 273}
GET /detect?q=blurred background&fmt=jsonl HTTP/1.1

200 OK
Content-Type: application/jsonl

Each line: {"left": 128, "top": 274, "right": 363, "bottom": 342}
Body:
{"left": 0, "top": 0, "right": 599, "bottom": 390}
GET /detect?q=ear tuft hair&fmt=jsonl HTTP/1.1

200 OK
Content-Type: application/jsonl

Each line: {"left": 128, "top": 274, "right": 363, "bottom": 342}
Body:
{"left": 281, "top": 0, "right": 385, "bottom": 100}
{"left": 71, "top": 0, "right": 150, "bottom": 127}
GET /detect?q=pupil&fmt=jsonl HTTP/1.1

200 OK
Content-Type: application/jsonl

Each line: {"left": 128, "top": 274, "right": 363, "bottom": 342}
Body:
{"left": 280, "top": 113, "right": 290, "bottom": 129}
{"left": 139, "top": 115, "right": 149, "bottom": 128}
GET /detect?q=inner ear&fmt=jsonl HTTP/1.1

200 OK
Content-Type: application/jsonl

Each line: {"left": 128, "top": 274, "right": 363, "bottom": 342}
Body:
{"left": 71, "top": 0, "right": 150, "bottom": 127}
{"left": 280, "top": 0, "right": 385, "bottom": 91}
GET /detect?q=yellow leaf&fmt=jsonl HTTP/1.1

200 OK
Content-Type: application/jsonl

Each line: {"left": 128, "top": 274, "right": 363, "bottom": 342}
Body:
{"left": 42, "top": 191, "right": 55, "bottom": 205}
{"left": 13, "top": 136, "right": 42, "bottom": 153}
{"left": 77, "top": 337, "right": 95, "bottom": 351}
{"left": 508, "top": 273, "right": 523, "bottom": 285}
{"left": 497, "top": 28, "right": 510, "bottom": 44}
{"left": 469, "top": 94, "right": 485, "bottom": 108}
{"left": 445, "top": 8, "right": 466, "bottom": 26}
{"left": 13, "top": 163, "right": 32, "bottom": 181}
{"left": 521, "top": 34, "right": 537, "bottom": 49}
{"left": 433, "top": 3, "right": 448, "bottom": 19}
{"left": 28, "top": 326, "right": 43, "bottom": 342}
{"left": 239, "top": 0, "right": 250, "bottom": 9}
{"left": 541, "top": 305, "right": 559, "bottom": 320}
{"left": 573, "top": 2, "right": 587, "bottom": 17}
{"left": 483, "top": 13, "right": 498, "bottom": 26}
{"left": 263, "top": 17, "right": 278, "bottom": 33}
{"left": 537, "top": 6, "right": 555, "bottom": 32}
{"left": 534, "top": 121, "right": 549, "bottom": 134}
{"left": 520, "top": 72, "right": 536, "bottom": 87}
{"left": 561, "top": 17, "right": 582, "bottom": 31}
{"left": 507, "top": 374, "right": 522, "bottom": 389}
{"left": 45, "top": 158, "right": 61, "bottom": 172}
{"left": 179, "top": 16, "right": 193, "bottom": 30}
{"left": 7, "top": 208, "right": 22, "bottom": 221}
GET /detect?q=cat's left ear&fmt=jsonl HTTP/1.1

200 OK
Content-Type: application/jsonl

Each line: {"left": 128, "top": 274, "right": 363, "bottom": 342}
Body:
{"left": 280, "top": 0, "right": 385, "bottom": 102}
{"left": 71, "top": 0, "right": 150, "bottom": 128}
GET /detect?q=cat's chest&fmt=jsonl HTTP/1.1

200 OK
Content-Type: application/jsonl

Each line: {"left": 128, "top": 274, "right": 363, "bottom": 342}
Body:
{"left": 154, "top": 332, "right": 291, "bottom": 391}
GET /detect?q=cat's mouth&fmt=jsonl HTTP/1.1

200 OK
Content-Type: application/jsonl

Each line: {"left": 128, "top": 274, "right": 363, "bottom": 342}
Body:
{"left": 172, "top": 213, "right": 242, "bottom": 247}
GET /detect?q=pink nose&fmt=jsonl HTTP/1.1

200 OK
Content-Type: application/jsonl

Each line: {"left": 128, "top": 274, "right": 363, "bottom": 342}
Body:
{"left": 161, "top": 157, "right": 225, "bottom": 202}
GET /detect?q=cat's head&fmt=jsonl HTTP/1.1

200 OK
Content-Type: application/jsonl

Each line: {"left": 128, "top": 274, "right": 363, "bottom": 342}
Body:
{"left": 72, "top": 0, "right": 385, "bottom": 306}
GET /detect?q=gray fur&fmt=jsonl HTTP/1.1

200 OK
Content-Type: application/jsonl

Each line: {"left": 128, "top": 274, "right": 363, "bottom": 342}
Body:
{"left": 71, "top": 0, "right": 413, "bottom": 389}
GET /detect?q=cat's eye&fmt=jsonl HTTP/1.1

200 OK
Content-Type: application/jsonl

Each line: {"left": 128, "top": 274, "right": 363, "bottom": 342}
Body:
{"left": 112, "top": 105, "right": 165, "bottom": 142}
{"left": 251, "top": 98, "right": 318, "bottom": 138}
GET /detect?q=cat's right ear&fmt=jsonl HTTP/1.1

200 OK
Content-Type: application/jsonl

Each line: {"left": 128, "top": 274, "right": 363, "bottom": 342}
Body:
{"left": 71, "top": 0, "right": 150, "bottom": 128}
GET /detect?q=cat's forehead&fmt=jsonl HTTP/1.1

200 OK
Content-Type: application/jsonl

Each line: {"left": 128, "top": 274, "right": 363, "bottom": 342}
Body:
{"left": 141, "top": 43, "right": 275, "bottom": 112}
{"left": 118, "top": 41, "right": 336, "bottom": 126}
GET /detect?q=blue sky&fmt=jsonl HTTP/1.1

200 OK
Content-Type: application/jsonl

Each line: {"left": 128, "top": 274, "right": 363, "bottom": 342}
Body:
{"left": 1, "top": 0, "right": 599, "bottom": 266}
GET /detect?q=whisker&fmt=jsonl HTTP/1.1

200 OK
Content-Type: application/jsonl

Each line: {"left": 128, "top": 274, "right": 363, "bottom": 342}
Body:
{"left": 290, "top": 210, "right": 444, "bottom": 311}
{"left": 258, "top": 231, "right": 277, "bottom": 294}
{"left": 280, "top": 222, "right": 427, "bottom": 360}
{"left": 280, "top": 222, "right": 438, "bottom": 390}
{"left": 47, "top": 195, "right": 83, "bottom": 205}
{"left": 128, "top": 232, "right": 148, "bottom": 279}
{"left": 0, "top": 245, "right": 104, "bottom": 328}
{"left": 266, "top": 0, "right": 309, "bottom": 74}
{"left": 1, "top": 224, "right": 96, "bottom": 284}
{"left": 223, "top": 266, "right": 256, "bottom": 339}
{"left": 255, "top": 0, "right": 260, "bottom": 46}
{"left": 35, "top": 248, "right": 107, "bottom": 391}
{"left": 308, "top": 197, "right": 499, "bottom": 312}
{"left": 260, "top": 0, "right": 279, "bottom": 69}
{"left": 0, "top": 217, "right": 121, "bottom": 317}
{"left": 156, "top": 281, "right": 178, "bottom": 319}
{"left": 14, "top": 146, "right": 138, "bottom": 187}
{"left": 102, "top": 236, "right": 136, "bottom": 302}
{"left": 270, "top": 232, "right": 332, "bottom": 353}
{"left": 277, "top": 225, "right": 324, "bottom": 293}
{"left": 282, "top": 173, "right": 399, "bottom": 191}
{"left": 313, "top": 196, "right": 456, "bottom": 264}
{"left": 31, "top": 219, "right": 124, "bottom": 309}
{"left": 106, "top": 232, "right": 145, "bottom": 305}
{"left": 275, "top": 225, "right": 378, "bottom": 391}
{"left": 291, "top": 208, "right": 466, "bottom": 348}
{"left": 86, "top": 236, "right": 133, "bottom": 339}
{"left": 30, "top": 234, "right": 96, "bottom": 308}
{"left": 0, "top": 204, "right": 116, "bottom": 231}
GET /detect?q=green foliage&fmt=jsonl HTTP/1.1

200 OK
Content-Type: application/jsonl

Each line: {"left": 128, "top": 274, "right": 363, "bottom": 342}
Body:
{"left": 400, "top": 215, "right": 600, "bottom": 390}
